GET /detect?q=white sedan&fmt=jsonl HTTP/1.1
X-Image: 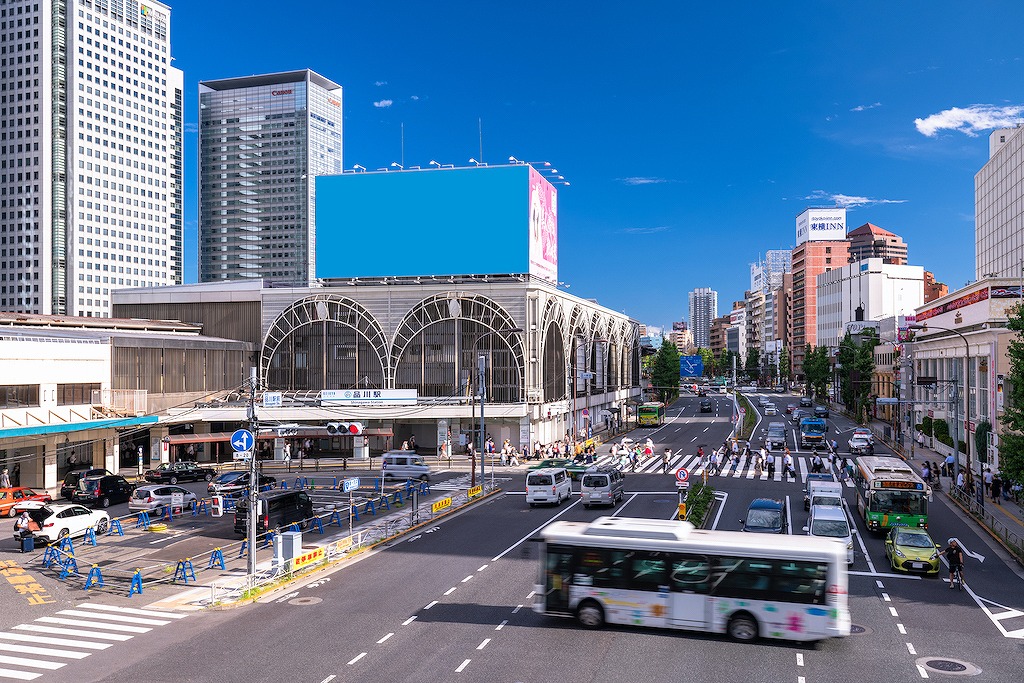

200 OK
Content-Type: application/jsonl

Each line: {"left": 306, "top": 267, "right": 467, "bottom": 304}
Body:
{"left": 14, "top": 503, "right": 110, "bottom": 545}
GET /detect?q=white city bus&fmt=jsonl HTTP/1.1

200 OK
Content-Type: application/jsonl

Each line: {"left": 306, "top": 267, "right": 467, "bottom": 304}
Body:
{"left": 535, "top": 516, "right": 850, "bottom": 642}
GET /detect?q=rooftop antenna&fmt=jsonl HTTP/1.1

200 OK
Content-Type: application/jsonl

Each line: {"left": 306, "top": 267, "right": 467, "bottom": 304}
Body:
{"left": 478, "top": 117, "right": 484, "bottom": 164}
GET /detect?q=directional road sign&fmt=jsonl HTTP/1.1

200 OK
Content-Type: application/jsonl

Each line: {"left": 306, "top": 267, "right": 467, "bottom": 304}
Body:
{"left": 231, "top": 429, "right": 255, "bottom": 453}
{"left": 342, "top": 477, "right": 360, "bottom": 493}
{"left": 875, "top": 398, "right": 899, "bottom": 405}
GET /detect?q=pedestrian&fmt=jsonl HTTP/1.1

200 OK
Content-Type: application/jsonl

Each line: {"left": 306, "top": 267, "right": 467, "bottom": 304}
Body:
{"left": 944, "top": 454, "right": 955, "bottom": 478}
{"left": 731, "top": 450, "right": 740, "bottom": 473}
{"left": 0, "top": 467, "right": 9, "bottom": 488}
{"left": 983, "top": 467, "right": 994, "bottom": 496}
{"left": 784, "top": 451, "right": 796, "bottom": 481}
{"left": 408, "top": 434, "right": 417, "bottom": 451}
{"left": 283, "top": 442, "right": 291, "bottom": 461}
{"left": 662, "top": 448, "right": 671, "bottom": 474}
{"left": 508, "top": 449, "right": 520, "bottom": 467}
{"left": 709, "top": 450, "right": 719, "bottom": 476}
{"left": 15, "top": 511, "right": 33, "bottom": 539}
{"left": 766, "top": 452, "right": 776, "bottom": 478}
{"left": 990, "top": 473, "right": 1002, "bottom": 504}
{"left": 467, "top": 440, "right": 476, "bottom": 459}
{"left": 754, "top": 449, "right": 764, "bottom": 477}
{"left": 921, "top": 461, "right": 931, "bottom": 484}
{"left": 916, "top": 430, "right": 925, "bottom": 449}
{"left": 956, "top": 470, "right": 966, "bottom": 491}
{"left": 401, "top": 440, "right": 410, "bottom": 451}
{"left": 811, "top": 450, "right": 823, "bottom": 474}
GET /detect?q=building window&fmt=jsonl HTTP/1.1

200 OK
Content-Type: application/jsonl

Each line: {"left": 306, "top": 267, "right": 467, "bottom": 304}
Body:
{"left": 0, "top": 384, "right": 39, "bottom": 409}
{"left": 57, "top": 383, "right": 102, "bottom": 406}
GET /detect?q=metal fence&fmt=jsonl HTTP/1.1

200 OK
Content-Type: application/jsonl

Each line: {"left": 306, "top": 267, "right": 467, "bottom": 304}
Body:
{"left": 947, "top": 486, "right": 1024, "bottom": 564}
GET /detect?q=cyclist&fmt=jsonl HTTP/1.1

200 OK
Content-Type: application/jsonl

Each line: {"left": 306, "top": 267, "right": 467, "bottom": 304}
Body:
{"left": 942, "top": 539, "right": 965, "bottom": 589}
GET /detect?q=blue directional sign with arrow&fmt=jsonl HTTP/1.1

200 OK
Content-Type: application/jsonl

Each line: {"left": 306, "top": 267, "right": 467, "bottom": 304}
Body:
{"left": 231, "top": 429, "right": 255, "bottom": 453}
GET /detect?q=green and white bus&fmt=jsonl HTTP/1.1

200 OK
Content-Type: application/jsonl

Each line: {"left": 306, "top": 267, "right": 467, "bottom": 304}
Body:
{"left": 535, "top": 516, "right": 851, "bottom": 642}
{"left": 637, "top": 402, "right": 665, "bottom": 426}
{"left": 852, "top": 455, "right": 928, "bottom": 532}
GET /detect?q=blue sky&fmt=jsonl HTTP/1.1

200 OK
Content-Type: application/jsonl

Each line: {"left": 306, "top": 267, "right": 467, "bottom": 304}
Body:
{"left": 173, "top": 1, "right": 1023, "bottom": 332}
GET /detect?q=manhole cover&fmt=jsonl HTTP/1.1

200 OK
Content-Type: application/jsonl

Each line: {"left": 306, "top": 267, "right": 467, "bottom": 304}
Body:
{"left": 288, "top": 597, "right": 323, "bottom": 606}
{"left": 916, "top": 657, "right": 982, "bottom": 676}
{"left": 653, "top": 499, "right": 673, "bottom": 504}
{"left": 849, "top": 624, "right": 869, "bottom": 635}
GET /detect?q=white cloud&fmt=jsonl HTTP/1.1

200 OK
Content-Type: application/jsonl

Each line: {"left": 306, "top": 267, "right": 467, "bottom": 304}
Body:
{"left": 619, "top": 176, "right": 670, "bottom": 185}
{"left": 373, "top": 99, "right": 393, "bottom": 108}
{"left": 621, "top": 226, "right": 669, "bottom": 235}
{"left": 915, "top": 104, "right": 1024, "bottom": 137}
{"left": 850, "top": 102, "right": 882, "bottom": 112}
{"left": 803, "top": 190, "right": 907, "bottom": 209}
{"left": 374, "top": 81, "right": 388, "bottom": 86}
{"left": 410, "top": 95, "right": 420, "bottom": 101}
{"left": 182, "top": 122, "right": 198, "bottom": 134}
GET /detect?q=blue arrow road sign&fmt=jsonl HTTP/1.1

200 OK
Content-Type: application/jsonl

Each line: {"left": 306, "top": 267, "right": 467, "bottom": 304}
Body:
{"left": 231, "top": 429, "right": 255, "bottom": 452}
{"left": 342, "top": 477, "right": 360, "bottom": 493}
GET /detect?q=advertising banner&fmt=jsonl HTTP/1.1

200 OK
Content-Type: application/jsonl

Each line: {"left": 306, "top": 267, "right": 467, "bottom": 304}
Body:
{"left": 528, "top": 166, "right": 558, "bottom": 282}
{"left": 796, "top": 208, "right": 847, "bottom": 245}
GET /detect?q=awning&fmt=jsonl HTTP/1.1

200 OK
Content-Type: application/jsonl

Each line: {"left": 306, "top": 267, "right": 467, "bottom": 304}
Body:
{"left": 165, "top": 428, "right": 393, "bottom": 445}
{"left": 0, "top": 415, "right": 159, "bottom": 440}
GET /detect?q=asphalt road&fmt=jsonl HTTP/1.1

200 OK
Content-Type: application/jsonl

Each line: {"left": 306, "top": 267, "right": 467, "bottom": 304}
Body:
{"left": 3, "top": 391, "right": 1022, "bottom": 683}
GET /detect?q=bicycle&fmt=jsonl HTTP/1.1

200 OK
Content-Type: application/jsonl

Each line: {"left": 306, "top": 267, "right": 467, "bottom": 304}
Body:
{"left": 949, "top": 565, "right": 964, "bottom": 590}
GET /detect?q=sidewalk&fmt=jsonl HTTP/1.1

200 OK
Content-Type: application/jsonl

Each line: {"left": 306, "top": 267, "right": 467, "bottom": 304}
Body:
{"left": 865, "top": 417, "right": 1024, "bottom": 566}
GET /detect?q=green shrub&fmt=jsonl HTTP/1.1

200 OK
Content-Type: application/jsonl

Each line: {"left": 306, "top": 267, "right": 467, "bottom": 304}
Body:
{"left": 685, "top": 483, "right": 716, "bottom": 528}
{"left": 921, "top": 416, "right": 933, "bottom": 436}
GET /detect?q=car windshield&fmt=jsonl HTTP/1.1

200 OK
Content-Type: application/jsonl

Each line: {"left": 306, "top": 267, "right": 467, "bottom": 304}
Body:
{"left": 80, "top": 479, "right": 101, "bottom": 492}
{"left": 746, "top": 509, "right": 781, "bottom": 529}
{"left": 156, "top": 464, "right": 172, "bottom": 471}
{"left": 895, "top": 531, "right": 933, "bottom": 548}
{"left": 529, "top": 475, "right": 553, "bottom": 486}
{"left": 812, "top": 495, "right": 843, "bottom": 507}
{"left": 811, "top": 519, "right": 850, "bottom": 538}
{"left": 582, "top": 475, "right": 609, "bottom": 488}
{"left": 218, "top": 472, "right": 245, "bottom": 483}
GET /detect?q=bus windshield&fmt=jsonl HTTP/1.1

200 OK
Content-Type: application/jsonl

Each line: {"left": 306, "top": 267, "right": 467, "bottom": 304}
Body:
{"left": 869, "top": 490, "right": 927, "bottom": 516}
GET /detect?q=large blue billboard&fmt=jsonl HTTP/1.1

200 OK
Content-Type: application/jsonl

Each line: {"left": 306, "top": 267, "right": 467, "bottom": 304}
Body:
{"left": 679, "top": 355, "right": 704, "bottom": 378}
{"left": 314, "top": 165, "right": 557, "bottom": 280}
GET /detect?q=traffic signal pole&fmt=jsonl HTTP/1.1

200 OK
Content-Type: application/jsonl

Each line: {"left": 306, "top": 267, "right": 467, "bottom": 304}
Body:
{"left": 246, "top": 368, "right": 258, "bottom": 586}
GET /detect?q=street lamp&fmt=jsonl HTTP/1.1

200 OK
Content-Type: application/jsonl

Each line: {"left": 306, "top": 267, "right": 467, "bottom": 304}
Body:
{"left": 908, "top": 323, "right": 980, "bottom": 508}
{"left": 570, "top": 337, "right": 608, "bottom": 456}
{"left": 474, "top": 327, "right": 523, "bottom": 488}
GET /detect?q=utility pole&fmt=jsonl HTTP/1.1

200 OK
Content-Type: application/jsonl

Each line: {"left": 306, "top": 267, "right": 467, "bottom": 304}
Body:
{"left": 246, "top": 367, "right": 259, "bottom": 585}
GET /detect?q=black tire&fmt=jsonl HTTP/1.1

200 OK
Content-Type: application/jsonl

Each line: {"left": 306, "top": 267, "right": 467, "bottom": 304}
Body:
{"left": 57, "top": 528, "right": 70, "bottom": 540}
{"left": 728, "top": 613, "right": 759, "bottom": 641}
{"left": 576, "top": 600, "right": 605, "bottom": 629}
{"left": 96, "top": 519, "right": 109, "bottom": 534}
{"left": 529, "top": 503, "right": 536, "bottom": 508}
{"left": 583, "top": 504, "right": 591, "bottom": 510}
{"left": 205, "top": 473, "right": 213, "bottom": 482}
{"left": 169, "top": 476, "right": 178, "bottom": 485}
{"left": 153, "top": 506, "right": 164, "bottom": 517}
{"left": 101, "top": 497, "right": 111, "bottom": 509}
{"left": 6, "top": 506, "right": 17, "bottom": 518}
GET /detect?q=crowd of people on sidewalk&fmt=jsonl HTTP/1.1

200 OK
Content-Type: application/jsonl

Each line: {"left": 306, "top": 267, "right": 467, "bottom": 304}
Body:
{"left": 918, "top": 457, "right": 1022, "bottom": 505}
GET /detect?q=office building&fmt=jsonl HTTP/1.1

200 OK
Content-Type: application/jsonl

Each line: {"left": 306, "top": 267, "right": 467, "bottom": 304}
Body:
{"left": 0, "top": 0, "right": 181, "bottom": 317}
{"left": 976, "top": 128, "right": 1024, "bottom": 281}
{"left": 670, "top": 321, "right": 694, "bottom": 354}
{"left": 790, "top": 208, "right": 850, "bottom": 379}
{"left": 688, "top": 287, "right": 718, "bottom": 349}
{"left": 199, "top": 70, "right": 343, "bottom": 284}
{"left": 923, "top": 270, "right": 948, "bottom": 303}
{"left": 847, "top": 223, "right": 908, "bottom": 265}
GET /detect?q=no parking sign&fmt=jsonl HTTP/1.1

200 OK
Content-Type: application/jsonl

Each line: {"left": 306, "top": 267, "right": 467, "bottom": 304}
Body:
{"left": 675, "top": 467, "right": 690, "bottom": 488}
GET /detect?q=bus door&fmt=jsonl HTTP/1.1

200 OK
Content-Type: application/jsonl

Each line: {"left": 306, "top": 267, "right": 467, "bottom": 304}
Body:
{"left": 543, "top": 545, "right": 574, "bottom": 614}
{"left": 669, "top": 554, "right": 711, "bottom": 630}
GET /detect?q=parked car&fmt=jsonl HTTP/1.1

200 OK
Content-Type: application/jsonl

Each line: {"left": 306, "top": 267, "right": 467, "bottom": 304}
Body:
{"left": 208, "top": 471, "right": 277, "bottom": 496}
{"left": 71, "top": 475, "right": 135, "bottom": 508}
{"left": 13, "top": 503, "right": 109, "bottom": 545}
{"left": 813, "top": 405, "right": 829, "bottom": 418}
{"left": 884, "top": 527, "right": 940, "bottom": 574}
{"left": 740, "top": 497, "right": 788, "bottom": 534}
{"left": 129, "top": 485, "right": 198, "bottom": 515}
{"left": 144, "top": 461, "right": 216, "bottom": 484}
{"left": 849, "top": 435, "right": 874, "bottom": 455}
{"left": 60, "top": 468, "right": 113, "bottom": 500}
{"left": 1, "top": 487, "right": 52, "bottom": 518}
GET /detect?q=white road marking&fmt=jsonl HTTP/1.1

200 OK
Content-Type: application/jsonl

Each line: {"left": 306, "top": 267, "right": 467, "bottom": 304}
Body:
{"left": 882, "top": 593, "right": 891, "bottom": 602}
{"left": 320, "top": 676, "right": 336, "bottom": 683}
{"left": 0, "top": 643, "right": 90, "bottom": 659}
{"left": 890, "top": 607, "right": 899, "bottom": 617}
{"left": 376, "top": 633, "right": 393, "bottom": 644}
{"left": 347, "top": 653, "right": 366, "bottom": 665}
{"left": 786, "top": 495, "right": 793, "bottom": 535}
{"left": 0, "top": 633, "right": 110, "bottom": 650}
{"left": 496, "top": 620, "right": 508, "bottom": 630}
{"left": 849, "top": 571, "right": 920, "bottom": 580}
{"left": 897, "top": 623, "right": 907, "bottom": 634}
{"left": 402, "top": 617, "right": 416, "bottom": 626}
{"left": 906, "top": 643, "right": 917, "bottom": 655}
{"left": 455, "top": 659, "right": 471, "bottom": 673}
{"left": 424, "top": 601, "right": 438, "bottom": 610}
{"left": 444, "top": 587, "right": 457, "bottom": 596}
{"left": 55, "top": 610, "right": 170, "bottom": 627}
{"left": 36, "top": 618, "right": 148, "bottom": 634}
{"left": 491, "top": 497, "right": 582, "bottom": 561}
{"left": 461, "top": 575, "right": 473, "bottom": 583}
{"left": 512, "top": 605, "right": 524, "bottom": 614}
{"left": 76, "top": 604, "right": 187, "bottom": 619}
{"left": 477, "top": 638, "right": 490, "bottom": 650}
{"left": 947, "top": 537, "right": 986, "bottom": 563}
{"left": 0, "top": 654, "right": 65, "bottom": 670}
{"left": 876, "top": 580, "right": 885, "bottom": 589}
{"left": 917, "top": 664, "right": 929, "bottom": 678}
{"left": 477, "top": 564, "right": 488, "bottom": 572}
{"left": 12, "top": 625, "right": 131, "bottom": 641}
{"left": 0, "top": 668, "right": 42, "bottom": 681}
{"left": 796, "top": 653, "right": 804, "bottom": 666}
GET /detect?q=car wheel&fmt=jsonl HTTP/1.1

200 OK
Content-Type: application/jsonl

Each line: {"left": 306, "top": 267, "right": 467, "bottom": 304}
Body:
{"left": 728, "top": 613, "right": 759, "bottom": 641}
{"left": 205, "top": 474, "right": 213, "bottom": 482}
{"left": 5, "top": 506, "right": 16, "bottom": 518}
{"left": 529, "top": 503, "right": 536, "bottom": 508}
{"left": 584, "top": 504, "right": 591, "bottom": 510}
{"left": 101, "top": 497, "right": 111, "bottom": 509}
{"left": 96, "top": 519, "right": 109, "bottom": 534}
{"left": 57, "top": 528, "right": 70, "bottom": 541}
{"left": 169, "top": 476, "right": 178, "bottom": 485}
{"left": 153, "top": 505, "right": 164, "bottom": 517}
{"left": 576, "top": 600, "right": 605, "bottom": 629}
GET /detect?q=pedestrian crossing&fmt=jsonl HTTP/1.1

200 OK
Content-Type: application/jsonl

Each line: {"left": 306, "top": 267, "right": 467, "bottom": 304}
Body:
{"left": 0, "top": 603, "right": 186, "bottom": 681}
{"left": 587, "top": 451, "right": 854, "bottom": 485}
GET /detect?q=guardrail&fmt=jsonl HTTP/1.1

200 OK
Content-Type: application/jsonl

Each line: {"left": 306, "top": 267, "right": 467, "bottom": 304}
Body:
{"left": 947, "top": 485, "right": 1024, "bottom": 565}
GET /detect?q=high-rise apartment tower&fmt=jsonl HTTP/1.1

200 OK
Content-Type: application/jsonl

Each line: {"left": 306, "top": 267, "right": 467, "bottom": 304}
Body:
{"left": 688, "top": 287, "right": 718, "bottom": 349}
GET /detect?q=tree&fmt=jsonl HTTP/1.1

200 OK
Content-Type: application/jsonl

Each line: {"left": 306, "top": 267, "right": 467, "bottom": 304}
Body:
{"left": 803, "top": 345, "right": 831, "bottom": 400}
{"left": 836, "top": 332, "right": 876, "bottom": 423}
{"left": 745, "top": 347, "right": 760, "bottom": 380}
{"left": 999, "top": 304, "right": 1024, "bottom": 484}
{"left": 778, "top": 346, "right": 791, "bottom": 383}
{"left": 651, "top": 336, "right": 681, "bottom": 404}
{"left": 698, "top": 347, "right": 715, "bottom": 378}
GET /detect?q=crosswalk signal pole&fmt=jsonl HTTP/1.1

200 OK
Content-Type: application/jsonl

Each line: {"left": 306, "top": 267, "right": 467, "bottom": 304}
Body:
{"left": 246, "top": 368, "right": 259, "bottom": 587}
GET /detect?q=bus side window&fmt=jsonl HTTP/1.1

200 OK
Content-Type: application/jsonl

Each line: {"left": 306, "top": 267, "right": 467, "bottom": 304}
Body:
{"left": 670, "top": 554, "right": 710, "bottom": 593}
{"left": 628, "top": 551, "right": 669, "bottom": 590}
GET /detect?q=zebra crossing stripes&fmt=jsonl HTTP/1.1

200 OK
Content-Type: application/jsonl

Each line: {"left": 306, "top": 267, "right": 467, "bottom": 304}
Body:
{"left": 591, "top": 452, "right": 842, "bottom": 484}
{"left": 0, "top": 604, "right": 186, "bottom": 681}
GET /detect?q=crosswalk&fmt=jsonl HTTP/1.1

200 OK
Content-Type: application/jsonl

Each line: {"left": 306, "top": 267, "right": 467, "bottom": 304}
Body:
{"left": 0, "top": 603, "right": 186, "bottom": 681}
{"left": 586, "top": 451, "right": 854, "bottom": 485}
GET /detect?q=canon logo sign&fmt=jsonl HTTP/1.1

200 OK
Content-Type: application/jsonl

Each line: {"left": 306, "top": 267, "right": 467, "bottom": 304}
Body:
{"left": 272, "top": 89, "right": 293, "bottom": 96}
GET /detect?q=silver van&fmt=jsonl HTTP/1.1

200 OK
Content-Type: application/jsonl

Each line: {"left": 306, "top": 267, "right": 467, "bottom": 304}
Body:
{"left": 764, "top": 421, "right": 788, "bottom": 450}
{"left": 581, "top": 466, "right": 625, "bottom": 508}
{"left": 381, "top": 451, "right": 431, "bottom": 481}
{"left": 804, "top": 504, "right": 854, "bottom": 565}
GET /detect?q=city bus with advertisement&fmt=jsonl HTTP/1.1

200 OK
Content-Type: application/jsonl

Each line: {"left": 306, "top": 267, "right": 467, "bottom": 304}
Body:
{"left": 535, "top": 516, "right": 850, "bottom": 643}
{"left": 852, "top": 455, "right": 928, "bottom": 532}
{"left": 637, "top": 402, "right": 665, "bottom": 426}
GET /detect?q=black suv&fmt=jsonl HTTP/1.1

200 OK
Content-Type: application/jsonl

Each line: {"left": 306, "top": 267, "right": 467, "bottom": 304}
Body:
{"left": 71, "top": 475, "right": 135, "bottom": 508}
{"left": 144, "top": 461, "right": 216, "bottom": 484}
{"left": 799, "top": 397, "right": 813, "bottom": 408}
{"left": 699, "top": 398, "right": 713, "bottom": 413}
{"left": 740, "top": 498, "right": 788, "bottom": 534}
{"left": 60, "top": 468, "right": 113, "bottom": 500}
{"left": 813, "top": 405, "right": 829, "bottom": 418}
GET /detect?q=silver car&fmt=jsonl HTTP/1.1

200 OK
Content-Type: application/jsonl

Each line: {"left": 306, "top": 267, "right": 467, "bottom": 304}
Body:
{"left": 128, "top": 484, "right": 198, "bottom": 514}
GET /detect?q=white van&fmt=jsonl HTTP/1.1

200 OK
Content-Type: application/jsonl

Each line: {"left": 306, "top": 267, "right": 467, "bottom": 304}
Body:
{"left": 526, "top": 468, "right": 572, "bottom": 507}
{"left": 804, "top": 504, "right": 854, "bottom": 565}
{"left": 381, "top": 451, "right": 431, "bottom": 481}
{"left": 804, "top": 477, "right": 844, "bottom": 511}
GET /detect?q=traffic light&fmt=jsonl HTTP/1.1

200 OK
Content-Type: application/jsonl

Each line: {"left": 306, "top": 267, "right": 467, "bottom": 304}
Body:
{"left": 211, "top": 495, "right": 224, "bottom": 518}
{"left": 326, "top": 422, "right": 364, "bottom": 435}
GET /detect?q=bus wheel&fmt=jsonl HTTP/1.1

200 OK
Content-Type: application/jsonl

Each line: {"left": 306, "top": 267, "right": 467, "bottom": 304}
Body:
{"left": 576, "top": 600, "right": 605, "bottom": 629}
{"left": 727, "top": 612, "right": 758, "bottom": 641}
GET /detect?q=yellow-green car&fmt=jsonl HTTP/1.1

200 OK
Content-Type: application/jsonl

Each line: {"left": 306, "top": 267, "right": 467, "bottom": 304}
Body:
{"left": 884, "top": 527, "right": 940, "bottom": 574}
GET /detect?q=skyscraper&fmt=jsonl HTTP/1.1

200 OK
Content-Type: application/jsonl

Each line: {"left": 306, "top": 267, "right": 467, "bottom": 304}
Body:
{"left": 976, "top": 128, "right": 1024, "bottom": 280}
{"left": 847, "top": 223, "right": 907, "bottom": 265}
{"left": 0, "top": 0, "right": 181, "bottom": 316}
{"left": 689, "top": 287, "right": 718, "bottom": 349}
{"left": 199, "top": 70, "right": 343, "bottom": 284}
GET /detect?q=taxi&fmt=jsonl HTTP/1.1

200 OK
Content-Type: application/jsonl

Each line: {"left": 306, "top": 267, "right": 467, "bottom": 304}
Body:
{"left": 0, "top": 487, "right": 52, "bottom": 517}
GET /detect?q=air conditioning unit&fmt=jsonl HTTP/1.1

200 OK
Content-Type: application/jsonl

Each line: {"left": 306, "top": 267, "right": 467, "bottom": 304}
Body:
{"left": 527, "top": 389, "right": 543, "bottom": 404}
